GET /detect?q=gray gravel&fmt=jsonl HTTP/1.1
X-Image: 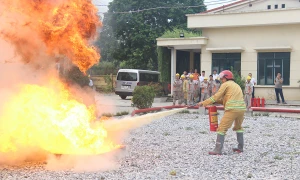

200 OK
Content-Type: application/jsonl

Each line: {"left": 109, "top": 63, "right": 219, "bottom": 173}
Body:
{"left": 1, "top": 113, "right": 300, "bottom": 180}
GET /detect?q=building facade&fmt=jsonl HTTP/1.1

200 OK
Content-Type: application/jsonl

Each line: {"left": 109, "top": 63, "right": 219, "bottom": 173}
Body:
{"left": 157, "top": 0, "right": 300, "bottom": 100}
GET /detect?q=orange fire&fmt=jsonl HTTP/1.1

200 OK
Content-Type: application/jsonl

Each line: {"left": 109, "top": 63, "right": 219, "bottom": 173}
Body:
{"left": 1, "top": 0, "right": 100, "bottom": 72}
{"left": 0, "top": 0, "right": 120, "bottom": 158}
{"left": 0, "top": 79, "right": 119, "bottom": 155}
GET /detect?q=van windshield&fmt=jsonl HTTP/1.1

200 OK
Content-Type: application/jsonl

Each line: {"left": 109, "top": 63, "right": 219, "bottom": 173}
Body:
{"left": 117, "top": 72, "right": 137, "bottom": 81}
{"left": 139, "top": 73, "right": 159, "bottom": 82}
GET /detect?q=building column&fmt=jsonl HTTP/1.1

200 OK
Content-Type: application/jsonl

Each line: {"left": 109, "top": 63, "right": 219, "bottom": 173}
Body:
{"left": 170, "top": 48, "right": 177, "bottom": 96}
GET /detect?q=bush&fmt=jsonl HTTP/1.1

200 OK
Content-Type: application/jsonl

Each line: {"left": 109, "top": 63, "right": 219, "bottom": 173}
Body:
{"left": 63, "top": 66, "right": 89, "bottom": 87}
{"left": 148, "top": 82, "right": 163, "bottom": 97}
{"left": 231, "top": 67, "right": 246, "bottom": 92}
{"left": 132, "top": 86, "right": 155, "bottom": 109}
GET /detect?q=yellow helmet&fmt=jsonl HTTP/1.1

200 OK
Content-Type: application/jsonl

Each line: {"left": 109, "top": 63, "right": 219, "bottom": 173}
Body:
{"left": 176, "top": 73, "right": 180, "bottom": 77}
{"left": 189, "top": 74, "right": 194, "bottom": 78}
{"left": 247, "top": 76, "right": 251, "bottom": 80}
{"left": 204, "top": 77, "right": 208, "bottom": 80}
{"left": 181, "top": 75, "right": 185, "bottom": 78}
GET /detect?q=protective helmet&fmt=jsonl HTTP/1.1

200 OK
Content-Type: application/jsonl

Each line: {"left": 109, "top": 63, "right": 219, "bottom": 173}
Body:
{"left": 181, "top": 75, "right": 185, "bottom": 79}
{"left": 247, "top": 76, "right": 251, "bottom": 80}
{"left": 219, "top": 70, "right": 234, "bottom": 80}
{"left": 176, "top": 73, "right": 180, "bottom": 77}
{"left": 189, "top": 74, "right": 194, "bottom": 79}
{"left": 204, "top": 77, "right": 208, "bottom": 80}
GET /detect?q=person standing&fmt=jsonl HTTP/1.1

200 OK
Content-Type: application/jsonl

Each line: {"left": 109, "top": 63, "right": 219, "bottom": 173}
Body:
{"left": 198, "top": 70, "right": 246, "bottom": 155}
{"left": 182, "top": 75, "right": 189, "bottom": 105}
{"left": 173, "top": 73, "right": 182, "bottom": 105}
{"left": 244, "top": 76, "right": 253, "bottom": 110}
{"left": 187, "top": 75, "right": 195, "bottom": 106}
{"left": 212, "top": 70, "right": 219, "bottom": 80}
{"left": 199, "top": 71, "right": 205, "bottom": 100}
{"left": 274, "top": 73, "right": 287, "bottom": 104}
{"left": 211, "top": 78, "right": 221, "bottom": 96}
{"left": 208, "top": 75, "right": 214, "bottom": 96}
{"left": 200, "top": 77, "right": 209, "bottom": 101}
{"left": 248, "top": 73, "right": 256, "bottom": 98}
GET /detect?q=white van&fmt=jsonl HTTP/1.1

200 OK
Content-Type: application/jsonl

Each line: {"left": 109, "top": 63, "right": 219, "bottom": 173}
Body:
{"left": 115, "top": 69, "right": 160, "bottom": 99}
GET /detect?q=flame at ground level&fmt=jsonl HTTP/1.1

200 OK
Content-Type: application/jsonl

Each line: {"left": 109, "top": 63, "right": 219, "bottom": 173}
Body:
{"left": 0, "top": 79, "right": 120, "bottom": 156}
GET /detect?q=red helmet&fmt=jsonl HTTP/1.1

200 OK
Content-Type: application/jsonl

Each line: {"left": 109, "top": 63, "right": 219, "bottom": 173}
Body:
{"left": 219, "top": 70, "right": 234, "bottom": 80}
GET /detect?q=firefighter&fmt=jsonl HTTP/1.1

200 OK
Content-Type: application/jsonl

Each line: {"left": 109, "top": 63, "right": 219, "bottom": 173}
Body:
{"left": 212, "top": 78, "right": 221, "bottom": 96}
{"left": 187, "top": 74, "right": 195, "bottom": 106}
{"left": 180, "top": 75, "right": 187, "bottom": 105}
{"left": 173, "top": 73, "right": 182, "bottom": 105}
{"left": 182, "top": 75, "right": 189, "bottom": 105}
{"left": 194, "top": 78, "right": 200, "bottom": 103}
{"left": 208, "top": 75, "right": 214, "bottom": 96}
{"left": 200, "top": 77, "right": 209, "bottom": 101}
{"left": 198, "top": 70, "right": 246, "bottom": 155}
{"left": 244, "top": 76, "right": 253, "bottom": 111}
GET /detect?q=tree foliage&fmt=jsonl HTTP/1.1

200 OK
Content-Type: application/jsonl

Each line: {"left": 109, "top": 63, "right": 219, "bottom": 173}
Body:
{"left": 231, "top": 67, "right": 246, "bottom": 92}
{"left": 98, "top": 0, "right": 206, "bottom": 70}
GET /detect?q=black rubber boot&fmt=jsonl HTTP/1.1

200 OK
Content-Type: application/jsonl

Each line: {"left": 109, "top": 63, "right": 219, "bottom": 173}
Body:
{"left": 233, "top": 132, "right": 244, "bottom": 153}
{"left": 209, "top": 134, "right": 225, "bottom": 155}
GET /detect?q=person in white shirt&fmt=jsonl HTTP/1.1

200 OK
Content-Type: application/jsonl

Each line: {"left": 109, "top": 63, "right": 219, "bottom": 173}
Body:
{"left": 199, "top": 70, "right": 205, "bottom": 83}
{"left": 199, "top": 71, "right": 205, "bottom": 101}
{"left": 212, "top": 70, "right": 219, "bottom": 80}
{"left": 248, "top": 73, "right": 256, "bottom": 98}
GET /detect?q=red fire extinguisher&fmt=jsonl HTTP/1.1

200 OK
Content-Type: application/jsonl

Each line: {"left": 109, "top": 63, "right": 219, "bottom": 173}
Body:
{"left": 261, "top": 97, "right": 265, "bottom": 107}
{"left": 251, "top": 98, "right": 255, "bottom": 107}
{"left": 256, "top": 97, "right": 261, "bottom": 107}
{"left": 208, "top": 106, "right": 218, "bottom": 132}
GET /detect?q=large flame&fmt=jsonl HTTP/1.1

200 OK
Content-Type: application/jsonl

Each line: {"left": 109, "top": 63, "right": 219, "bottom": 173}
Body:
{"left": 1, "top": 0, "right": 100, "bottom": 72}
{"left": 0, "top": 79, "right": 119, "bottom": 155}
{"left": 0, "top": 0, "right": 120, "bottom": 158}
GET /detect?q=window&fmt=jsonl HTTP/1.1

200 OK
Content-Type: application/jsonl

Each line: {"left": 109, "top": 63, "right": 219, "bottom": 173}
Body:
{"left": 117, "top": 72, "right": 137, "bottom": 81}
{"left": 257, "top": 52, "right": 290, "bottom": 85}
{"left": 212, "top": 53, "right": 241, "bottom": 74}
{"left": 139, "top": 73, "right": 159, "bottom": 82}
{"left": 267, "top": 5, "right": 271, "bottom": 9}
{"left": 282, "top": 4, "right": 285, "bottom": 8}
{"left": 275, "top": 4, "right": 278, "bottom": 9}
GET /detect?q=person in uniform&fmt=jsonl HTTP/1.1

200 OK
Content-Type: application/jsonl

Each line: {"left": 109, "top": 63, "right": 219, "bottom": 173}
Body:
{"left": 173, "top": 73, "right": 182, "bottom": 105}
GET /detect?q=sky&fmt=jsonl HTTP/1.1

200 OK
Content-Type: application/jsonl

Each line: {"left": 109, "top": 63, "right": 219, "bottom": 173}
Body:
{"left": 92, "top": 0, "right": 239, "bottom": 16}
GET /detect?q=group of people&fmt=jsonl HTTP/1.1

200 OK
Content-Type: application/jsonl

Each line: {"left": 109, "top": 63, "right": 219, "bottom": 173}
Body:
{"left": 172, "top": 69, "right": 221, "bottom": 106}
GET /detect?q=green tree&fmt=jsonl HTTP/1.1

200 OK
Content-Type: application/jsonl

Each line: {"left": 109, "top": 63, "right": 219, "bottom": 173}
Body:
{"left": 98, "top": 0, "right": 206, "bottom": 70}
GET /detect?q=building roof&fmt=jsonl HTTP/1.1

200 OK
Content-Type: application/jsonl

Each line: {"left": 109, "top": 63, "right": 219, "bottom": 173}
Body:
{"left": 202, "top": 0, "right": 248, "bottom": 13}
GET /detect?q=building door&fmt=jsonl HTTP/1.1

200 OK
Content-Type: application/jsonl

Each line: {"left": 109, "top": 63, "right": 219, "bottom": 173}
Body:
{"left": 194, "top": 52, "right": 201, "bottom": 71}
{"left": 176, "top": 50, "right": 190, "bottom": 75}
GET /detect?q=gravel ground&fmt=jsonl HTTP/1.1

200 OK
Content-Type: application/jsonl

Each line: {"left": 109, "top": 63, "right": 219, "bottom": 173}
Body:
{"left": 1, "top": 113, "right": 300, "bottom": 180}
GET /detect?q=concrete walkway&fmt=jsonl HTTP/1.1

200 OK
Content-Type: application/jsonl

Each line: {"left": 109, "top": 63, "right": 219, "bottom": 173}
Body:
{"left": 95, "top": 93, "right": 300, "bottom": 115}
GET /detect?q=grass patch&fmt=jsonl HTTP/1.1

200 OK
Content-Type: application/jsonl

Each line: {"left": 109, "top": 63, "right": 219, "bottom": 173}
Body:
{"left": 169, "top": 170, "right": 176, "bottom": 176}
{"left": 101, "top": 113, "right": 114, "bottom": 117}
{"left": 185, "top": 127, "right": 193, "bottom": 131}
{"left": 199, "top": 131, "right": 208, "bottom": 134}
{"left": 163, "top": 132, "right": 170, "bottom": 136}
{"left": 115, "top": 111, "right": 129, "bottom": 116}
{"left": 243, "top": 125, "right": 250, "bottom": 129}
{"left": 179, "top": 110, "right": 190, "bottom": 114}
{"left": 274, "top": 155, "right": 283, "bottom": 160}
{"left": 263, "top": 134, "right": 273, "bottom": 137}
{"left": 262, "top": 112, "right": 270, "bottom": 117}
{"left": 247, "top": 173, "right": 253, "bottom": 178}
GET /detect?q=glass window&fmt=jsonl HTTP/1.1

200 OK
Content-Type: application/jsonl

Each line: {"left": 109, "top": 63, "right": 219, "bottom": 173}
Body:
{"left": 117, "top": 72, "right": 137, "bottom": 81}
{"left": 282, "top": 4, "right": 285, "bottom": 8}
{"left": 257, "top": 52, "right": 290, "bottom": 85}
{"left": 275, "top": 4, "right": 278, "bottom": 9}
{"left": 267, "top": 5, "right": 271, "bottom": 9}
{"left": 212, "top": 53, "right": 241, "bottom": 74}
{"left": 139, "top": 73, "right": 159, "bottom": 82}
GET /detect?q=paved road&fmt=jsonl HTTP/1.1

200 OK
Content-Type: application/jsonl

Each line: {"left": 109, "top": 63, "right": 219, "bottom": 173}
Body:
{"left": 95, "top": 93, "right": 172, "bottom": 115}
{"left": 95, "top": 93, "right": 300, "bottom": 118}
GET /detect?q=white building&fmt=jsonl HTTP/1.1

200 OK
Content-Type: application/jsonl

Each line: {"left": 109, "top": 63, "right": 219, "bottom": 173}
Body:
{"left": 157, "top": 0, "right": 300, "bottom": 100}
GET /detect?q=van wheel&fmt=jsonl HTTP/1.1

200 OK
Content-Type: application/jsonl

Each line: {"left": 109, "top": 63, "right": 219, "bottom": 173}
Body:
{"left": 120, "top": 95, "right": 127, "bottom": 99}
